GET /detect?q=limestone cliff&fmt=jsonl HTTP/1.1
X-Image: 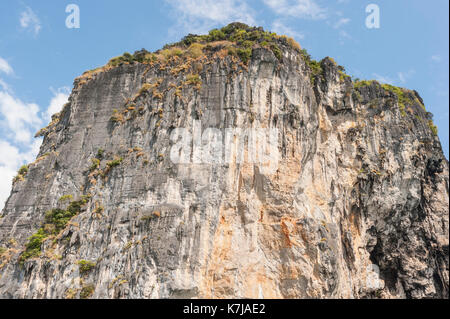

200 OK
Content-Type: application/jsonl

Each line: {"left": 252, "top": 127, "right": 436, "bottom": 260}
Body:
{"left": 0, "top": 23, "right": 448, "bottom": 299}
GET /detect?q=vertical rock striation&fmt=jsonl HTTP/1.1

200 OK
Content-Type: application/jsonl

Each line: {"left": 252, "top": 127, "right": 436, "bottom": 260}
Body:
{"left": 0, "top": 23, "right": 448, "bottom": 299}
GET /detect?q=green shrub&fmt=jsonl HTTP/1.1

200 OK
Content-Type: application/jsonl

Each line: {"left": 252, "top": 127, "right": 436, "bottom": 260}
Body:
{"left": 108, "top": 56, "right": 123, "bottom": 67}
{"left": 241, "top": 40, "right": 254, "bottom": 49}
{"left": 96, "top": 149, "right": 105, "bottom": 159}
{"left": 59, "top": 194, "right": 73, "bottom": 203}
{"left": 103, "top": 23, "right": 305, "bottom": 72}
{"left": 77, "top": 260, "right": 96, "bottom": 275}
{"left": 159, "top": 47, "right": 183, "bottom": 61}
{"left": 352, "top": 90, "right": 362, "bottom": 102}
{"left": 138, "top": 83, "right": 153, "bottom": 95}
{"left": 270, "top": 44, "right": 282, "bottom": 60}
{"left": 187, "top": 43, "right": 204, "bottom": 58}
{"left": 338, "top": 70, "right": 350, "bottom": 82}
{"left": 285, "top": 36, "right": 301, "bottom": 52}
{"left": 44, "top": 208, "right": 77, "bottom": 234}
{"left": 300, "top": 49, "right": 311, "bottom": 63}
{"left": 122, "top": 52, "right": 134, "bottom": 63}
{"left": 428, "top": 120, "right": 438, "bottom": 136}
{"left": 20, "top": 198, "right": 89, "bottom": 263}
{"left": 106, "top": 157, "right": 123, "bottom": 168}
{"left": 13, "top": 165, "right": 29, "bottom": 183}
{"left": 299, "top": 49, "right": 323, "bottom": 84}
{"left": 237, "top": 48, "right": 252, "bottom": 64}
{"left": 309, "top": 60, "right": 322, "bottom": 77}
{"left": 18, "top": 165, "right": 28, "bottom": 176}
{"left": 80, "top": 284, "right": 95, "bottom": 299}
{"left": 354, "top": 80, "right": 377, "bottom": 89}
{"left": 110, "top": 109, "right": 125, "bottom": 124}
{"left": 20, "top": 229, "right": 47, "bottom": 262}
{"left": 181, "top": 34, "right": 203, "bottom": 46}
{"left": 208, "top": 29, "right": 226, "bottom": 41}
{"left": 94, "top": 205, "right": 104, "bottom": 215}
{"left": 230, "top": 29, "right": 248, "bottom": 42}
{"left": 227, "top": 46, "right": 237, "bottom": 56}
{"left": 65, "top": 288, "right": 77, "bottom": 299}
{"left": 309, "top": 60, "right": 323, "bottom": 85}
{"left": 185, "top": 74, "right": 202, "bottom": 86}
{"left": 381, "top": 84, "right": 414, "bottom": 116}
{"left": 89, "top": 158, "right": 100, "bottom": 171}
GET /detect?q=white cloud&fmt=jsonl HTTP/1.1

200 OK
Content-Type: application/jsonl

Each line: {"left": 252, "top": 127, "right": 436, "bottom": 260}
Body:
{"left": 0, "top": 139, "right": 40, "bottom": 172}
{"left": 0, "top": 91, "right": 42, "bottom": 143}
{"left": 263, "top": 0, "right": 327, "bottom": 20}
{"left": 0, "top": 78, "right": 11, "bottom": 93}
{"left": 397, "top": 70, "right": 415, "bottom": 83}
{"left": 165, "top": 0, "right": 256, "bottom": 34}
{"left": 0, "top": 85, "right": 69, "bottom": 211}
{"left": 339, "top": 30, "right": 351, "bottom": 39}
{"left": 0, "top": 57, "right": 13, "bottom": 75}
{"left": 45, "top": 87, "right": 70, "bottom": 122}
{"left": 372, "top": 70, "right": 416, "bottom": 86}
{"left": 0, "top": 139, "right": 41, "bottom": 210}
{"left": 0, "top": 72, "right": 70, "bottom": 211}
{"left": 373, "top": 73, "right": 395, "bottom": 85}
{"left": 272, "top": 20, "right": 304, "bottom": 39}
{"left": 333, "top": 18, "right": 350, "bottom": 29}
{"left": 20, "top": 6, "right": 41, "bottom": 35}
{"left": 336, "top": 29, "right": 351, "bottom": 45}
{"left": 431, "top": 55, "right": 442, "bottom": 63}
{"left": 0, "top": 84, "right": 71, "bottom": 210}
{"left": 0, "top": 165, "right": 15, "bottom": 209}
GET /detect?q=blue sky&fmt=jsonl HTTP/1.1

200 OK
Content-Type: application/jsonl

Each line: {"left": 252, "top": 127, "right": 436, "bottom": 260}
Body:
{"left": 0, "top": 0, "right": 448, "bottom": 208}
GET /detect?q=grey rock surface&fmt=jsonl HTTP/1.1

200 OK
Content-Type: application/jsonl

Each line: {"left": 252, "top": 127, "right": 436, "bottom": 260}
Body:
{"left": 0, "top": 41, "right": 448, "bottom": 299}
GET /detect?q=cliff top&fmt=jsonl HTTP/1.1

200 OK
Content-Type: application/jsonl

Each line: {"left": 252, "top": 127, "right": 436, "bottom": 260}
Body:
{"left": 74, "top": 23, "right": 431, "bottom": 122}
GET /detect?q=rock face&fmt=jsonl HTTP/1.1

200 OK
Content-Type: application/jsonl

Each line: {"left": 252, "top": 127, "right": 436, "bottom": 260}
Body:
{"left": 0, "top": 24, "right": 448, "bottom": 299}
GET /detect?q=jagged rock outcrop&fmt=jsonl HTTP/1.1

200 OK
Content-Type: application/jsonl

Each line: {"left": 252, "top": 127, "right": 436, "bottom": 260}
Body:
{"left": 0, "top": 23, "right": 448, "bottom": 299}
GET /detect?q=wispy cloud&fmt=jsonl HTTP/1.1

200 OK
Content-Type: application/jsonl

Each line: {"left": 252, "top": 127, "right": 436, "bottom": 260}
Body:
{"left": 272, "top": 20, "right": 304, "bottom": 39}
{"left": 339, "top": 30, "right": 351, "bottom": 40}
{"left": 431, "top": 55, "right": 442, "bottom": 63}
{"left": 397, "top": 70, "right": 415, "bottom": 83}
{"left": 0, "top": 79, "right": 12, "bottom": 93}
{"left": 333, "top": 18, "right": 350, "bottom": 29}
{"left": 373, "top": 70, "right": 415, "bottom": 85}
{"left": 0, "top": 91, "right": 42, "bottom": 143}
{"left": 20, "top": 6, "right": 41, "bottom": 35}
{"left": 263, "top": 0, "right": 327, "bottom": 20}
{"left": 0, "top": 57, "right": 13, "bottom": 75}
{"left": 45, "top": 87, "right": 70, "bottom": 122}
{"left": 373, "top": 73, "right": 395, "bottom": 85}
{"left": 165, "top": 0, "right": 256, "bottom": 35}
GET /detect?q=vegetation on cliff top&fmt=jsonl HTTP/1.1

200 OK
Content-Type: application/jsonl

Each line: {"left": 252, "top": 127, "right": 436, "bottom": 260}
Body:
{"left": 353, "top": 79, "right": 429, "bottom": 118}
{"left": 74, "top": 22, "right": 437, "bottom": 135}
{"left": 299, "top": 51, "right": 433, "bottom": 129}
{"left": 77, "top": 22, "right": 302, "bottom": 79}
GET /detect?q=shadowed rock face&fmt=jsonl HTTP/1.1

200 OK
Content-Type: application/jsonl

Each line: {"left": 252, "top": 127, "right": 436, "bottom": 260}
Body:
{"left": 0, "top": 35, "right": 448, "bottom": 299}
